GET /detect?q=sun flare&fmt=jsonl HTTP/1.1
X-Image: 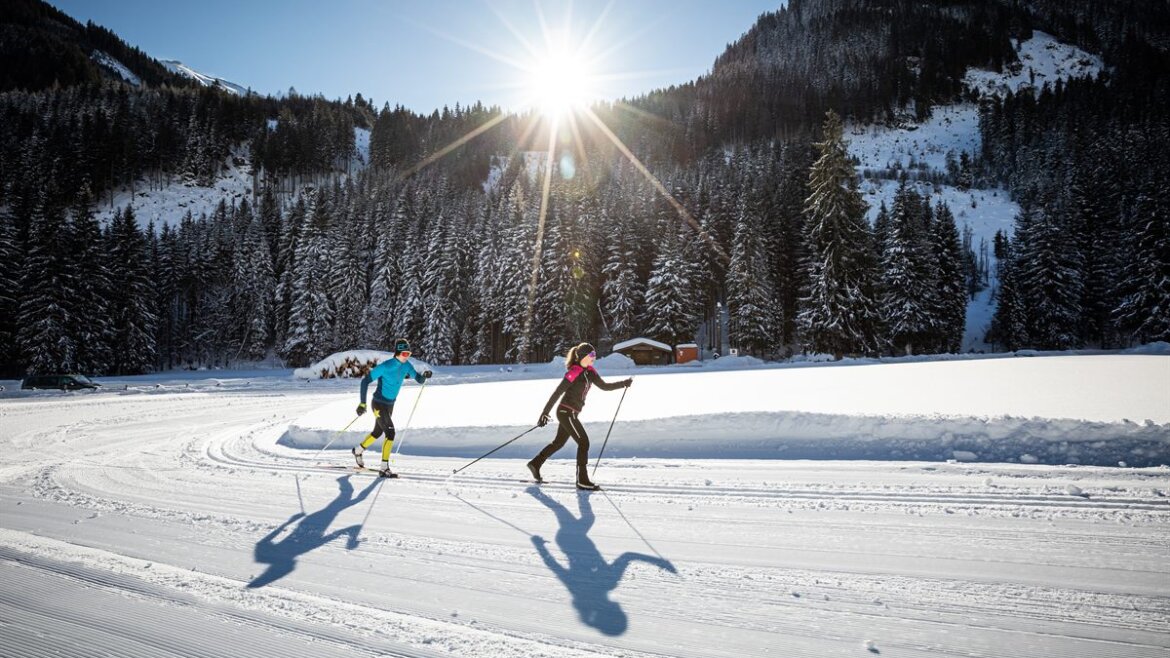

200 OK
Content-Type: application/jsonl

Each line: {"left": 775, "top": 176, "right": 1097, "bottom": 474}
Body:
{"left": 528, "top": 50, "right": 595, "bottom": 118}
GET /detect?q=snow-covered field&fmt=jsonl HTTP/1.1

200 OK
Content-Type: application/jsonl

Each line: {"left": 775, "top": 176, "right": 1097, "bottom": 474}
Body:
{"left": 2, "top": 353, "right": 1168, "bottom": 657}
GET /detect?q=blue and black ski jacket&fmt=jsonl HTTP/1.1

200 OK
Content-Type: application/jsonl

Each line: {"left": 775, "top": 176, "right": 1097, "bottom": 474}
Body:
{"left": 360, "top": 358, "right": 424, "bottom": 404}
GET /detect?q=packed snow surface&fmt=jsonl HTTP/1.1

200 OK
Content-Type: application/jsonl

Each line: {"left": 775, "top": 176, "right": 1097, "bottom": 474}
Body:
{"left": 1, "top": 353, "right": 1167, "bottom": 657}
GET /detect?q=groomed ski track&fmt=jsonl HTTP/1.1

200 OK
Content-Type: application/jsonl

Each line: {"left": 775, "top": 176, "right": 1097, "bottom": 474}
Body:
{"left": 1, "top": 388, "right": 1167, "bottom": 658}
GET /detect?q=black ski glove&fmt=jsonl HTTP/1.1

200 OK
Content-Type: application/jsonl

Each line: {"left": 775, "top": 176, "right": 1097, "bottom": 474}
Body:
{"left": 622, "top": 378, "right": 633, "bottom": 388}
{"left": 423, "top": 370, "right": 432, "bottom": 379}
{"left": 538, "top": 413, "right": 550, "bottom": 427}
{"left": 356, "top": 402, "right": 367, "bottom": 416}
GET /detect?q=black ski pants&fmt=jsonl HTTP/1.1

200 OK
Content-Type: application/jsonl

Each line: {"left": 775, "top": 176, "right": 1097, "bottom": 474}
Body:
{"left": 532, "top": 406, "right": 591, "bottom": 484}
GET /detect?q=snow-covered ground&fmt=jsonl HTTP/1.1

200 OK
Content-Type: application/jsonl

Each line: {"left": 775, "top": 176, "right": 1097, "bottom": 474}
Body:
{"left": 94, "top": 144, "right": 255, "bottom": 230}
{"left": 1, "top": 353, "right": 1167, "bottom": 657}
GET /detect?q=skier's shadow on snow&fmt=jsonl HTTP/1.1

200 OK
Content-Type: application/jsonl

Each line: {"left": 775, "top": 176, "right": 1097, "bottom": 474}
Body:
{"left": 247, "top": 476, "right": 379, "bottom": 588}
{"left": 527, "top": 486, "right": 676, "bottom": 636}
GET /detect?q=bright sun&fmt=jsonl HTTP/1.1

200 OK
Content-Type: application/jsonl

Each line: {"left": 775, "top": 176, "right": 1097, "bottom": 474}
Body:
{"left": 529, "top": 50, "right": 595, "bottom": 118}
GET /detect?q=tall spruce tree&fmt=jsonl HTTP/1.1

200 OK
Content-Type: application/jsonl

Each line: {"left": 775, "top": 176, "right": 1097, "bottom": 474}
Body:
{"left": 931, "top": 202, "right": 967, "bottom": 353}
{"left": 880, "top": 184, "right": 937, "bottom": 355}
{"left": 0, "top": 206, "right": 22, "bottom": 375}
{"left": 1016, "top": 199, "right": 1084, "bottom": 350}
{"left": 281, "top": 193, "right": 334, "bottom": 367}
{"left": 16, "top": 194, "right": 76, "bottom": 374}
{"left": 232, "top": 208, "right": 275, "bottom": 361}
{"left": 726, "top": 196, "right": 776, "bottom": 356}
{"left": 601, "top": 207, "right": 643, "bottom": 342}
{"left": 68, "top": 185, "right": 114, "bottom": 373}
{"left": 1113, "top": 185, "right": 1170, "bottom": 343}
{"left": 643, "top": 229, "right": 694, "bottom": 348}
{"left": 797, "top": 111, "right": 879, "bottom": 359}
{"left": 105, "top": 206, "right": 158, "bottom": 374}
{"left": 419, "top": 208, "right": 463, "bottom": 364}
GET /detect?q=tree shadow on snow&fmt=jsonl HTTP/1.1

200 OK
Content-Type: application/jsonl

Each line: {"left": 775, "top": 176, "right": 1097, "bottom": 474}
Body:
{"left": 247, "top": 475, "right": 380, "bottom": 588}
{"left": 527, "top": 486, "right": 676, "bottom": 636}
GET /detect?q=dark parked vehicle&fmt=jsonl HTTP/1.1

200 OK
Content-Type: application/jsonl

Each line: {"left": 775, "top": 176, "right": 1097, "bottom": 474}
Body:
{"left": 21, "top": 374, "right": 101, "bottom": 391}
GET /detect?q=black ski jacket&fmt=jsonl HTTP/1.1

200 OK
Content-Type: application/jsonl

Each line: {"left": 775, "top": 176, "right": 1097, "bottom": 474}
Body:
{"left": 541, "top": 365, "right": 623, "bottom": 416}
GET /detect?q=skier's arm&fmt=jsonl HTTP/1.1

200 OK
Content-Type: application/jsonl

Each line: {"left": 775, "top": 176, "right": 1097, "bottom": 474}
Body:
{"left": 541, "top": 377, "right": 572, "bottom": 418}
{"left": 587, "top": 368, "right": 629, "bottom": 391}
{"left": 359, "top": 372, "right": 373, "bottom": 404}
{"left": 404, "top": 360, "right": 428, "bottom": 384}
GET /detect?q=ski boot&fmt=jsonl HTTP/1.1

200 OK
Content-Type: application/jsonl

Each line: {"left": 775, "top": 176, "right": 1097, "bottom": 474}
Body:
{"left": 526, "top": 460, "right": 544, "bottom": 483}
{"left": 351, "top": 446, "right": 365, "bottom": 469}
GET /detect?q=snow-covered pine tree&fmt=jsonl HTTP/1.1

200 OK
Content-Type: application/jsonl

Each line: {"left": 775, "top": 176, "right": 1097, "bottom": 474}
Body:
{"left": 273, "top": 197, "right": 306, "bottom": 352}
{"left": 879, "top": 184, "right": 937, "bottom": 356}
{"left": 328, "top": 191, "right": 368, "bottom": 354}
{"left": 232, "top": 206, "right": 275, "bottom": 361}
{"left": 644, "top": 229, "right": 695, "bottom": 348}
{"left": 419, "top": 206, "right": 463, "bottom": 365}
{"left": 797, "top": 110, "right": 879, "bottom": 359}
{"left": 1016, "top": 198, "right": 1084, "bottom": 350}
{"left": 257, "top": 188, "right": 282, "bottom": 268}
{"left": 530, "top": 191, "right": 566, "bottom": 361}
{"left": 726, "top": 195, "right": 776, "bottom": 356}
{"left": 1068, "top": 164, "right": 1121, "bottom": 348}
{"left": 988, "top": 233, "right": 1028, "bottom": 351}
{"left": 601, "top": 205, "right": 644, "bottom": 342}
{"left": 562, "top": 190, "right": 598, "bottom": 350}
{"left": 16, "top": 193, "right": 76, "bottom": 374}
{"left": 499, "top": 177, "right": 536, "bottom": 361}
{"left": 0, "top": 205, "right": 20, "bottom": 374}
{"left": 281, "top": 192, "right": 335, "bottom": 367}
{"left": 931, "top": 202, "right": 967, "bottom": 353}
{"left": 1113, "top": 184, "right": 1170, "bottom": 344}
{"left": 104, "top": 206, "right": 158, "bottom": 374}
{"left": 67, "top": 184, "right": 114, "bottom": 373}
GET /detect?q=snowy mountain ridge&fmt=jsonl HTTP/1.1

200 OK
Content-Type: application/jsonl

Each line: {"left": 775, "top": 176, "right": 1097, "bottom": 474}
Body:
{"left": 161, "top": 60, "right": 249, "bottom": 96}
{"left": 90, "top": 50, "right": 141, "bottom": 87}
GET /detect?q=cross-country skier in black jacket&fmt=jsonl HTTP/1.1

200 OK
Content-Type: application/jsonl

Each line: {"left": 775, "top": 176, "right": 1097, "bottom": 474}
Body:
{"left": 528, "top": 342, "right": 631, "bottom": 490}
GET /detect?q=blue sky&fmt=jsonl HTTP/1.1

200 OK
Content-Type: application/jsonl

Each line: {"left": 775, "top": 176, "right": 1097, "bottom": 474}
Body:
{"left": 52, "top": 1, "right": 781, "bottom": 114}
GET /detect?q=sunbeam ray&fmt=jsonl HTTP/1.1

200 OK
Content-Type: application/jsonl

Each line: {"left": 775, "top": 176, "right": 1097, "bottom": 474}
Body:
{"left": 582, "top": 107, "right": 729, "bottom": 263}
{"left": 400, "top": 111, "right": 512, "bottom": 180}
{"left": 520, "top": 113, "right": 562, "bottom": 362}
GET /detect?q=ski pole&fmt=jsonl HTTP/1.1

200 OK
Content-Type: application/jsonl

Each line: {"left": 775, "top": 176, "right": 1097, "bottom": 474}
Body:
{"left": 389, "top": 379, "right": 427, "bottom": 464}
{"left": 314, "top": 413, "right": 362, "bottom": 460}
{"left": 592, "top": 385, "right": 628, "bottom": 479}
{"left": 450, "top": 425, "right": 540, "bottom": 476}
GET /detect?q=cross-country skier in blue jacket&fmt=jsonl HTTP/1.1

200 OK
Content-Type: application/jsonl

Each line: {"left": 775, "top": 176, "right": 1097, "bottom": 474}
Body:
{"left": 352, "top": 338, "right": 431, "bottom": 477}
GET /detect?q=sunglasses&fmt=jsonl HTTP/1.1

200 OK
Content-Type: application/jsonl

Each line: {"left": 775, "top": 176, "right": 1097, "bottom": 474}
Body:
{"left": 398, "top": 351, "right": 412, "bottom": 358}
{"left": 587, "top": 351, "right": 597, "bottom": 359}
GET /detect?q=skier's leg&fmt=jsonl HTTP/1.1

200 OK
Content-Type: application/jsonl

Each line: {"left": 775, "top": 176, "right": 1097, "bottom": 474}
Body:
{"left": 353, "top": 407, "right": 384, "bottom": 468}
{"left": 565, "top": 413, "right": 594, "bottom": 486}
{"left": 374, "top": 401, "right": 397, "bottom": 472}
{"left": 531, "top": 410, "right": 572, "bottom": 467}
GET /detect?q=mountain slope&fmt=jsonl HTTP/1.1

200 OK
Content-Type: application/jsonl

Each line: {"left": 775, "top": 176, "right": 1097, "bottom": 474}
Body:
{"left": 161, "top": 60, "right": 249, "bottom": 96}
{"left": 0, "top": 0, "right": 189, "bottom": 92}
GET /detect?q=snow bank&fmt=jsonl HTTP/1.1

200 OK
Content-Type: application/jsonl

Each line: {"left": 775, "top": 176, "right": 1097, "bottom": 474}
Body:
{"left": 281, "top": 354, "right": 1170, "bottom": 467}
{"left": 283, "top": 405, "right": 1170, "bottom": 467}
{"left": 293, "top": 350, "right": 433, "bottom": 379}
